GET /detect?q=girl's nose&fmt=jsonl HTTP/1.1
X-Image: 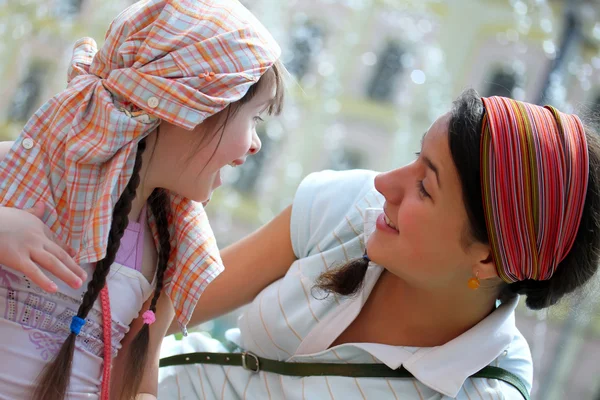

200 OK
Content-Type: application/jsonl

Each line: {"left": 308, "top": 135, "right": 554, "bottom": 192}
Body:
{"left": 248, "top": 134, "right": 262, "bottom": 155}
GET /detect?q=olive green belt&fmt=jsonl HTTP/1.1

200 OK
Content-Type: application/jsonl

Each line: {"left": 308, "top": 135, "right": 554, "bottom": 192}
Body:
{"left": 160, "top": 351, "right": 529, "bottom": 400}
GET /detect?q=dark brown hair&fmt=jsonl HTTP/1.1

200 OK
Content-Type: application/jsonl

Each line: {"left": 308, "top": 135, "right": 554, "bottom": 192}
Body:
{"left": 314, "top": 253, "right": 370, "bottom": 297}
{"left": 448, "top": 89, "right": 600, "bottom": 310}
{"left": 315, "top": 89, "right": 600, "bottom": 311}
{"left": 188, "top": 60, "right": 285, "bottom": 168}
{"left": 32, "top": 62, "right": 285, "bottom": 400}
{"left": 32, "top": 137, "right": 148, "bottom": 400}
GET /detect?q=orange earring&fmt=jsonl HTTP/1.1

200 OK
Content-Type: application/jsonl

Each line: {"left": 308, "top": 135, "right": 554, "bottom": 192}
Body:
{"left": 467, "top": 271, "right": 480, "bottom": 290}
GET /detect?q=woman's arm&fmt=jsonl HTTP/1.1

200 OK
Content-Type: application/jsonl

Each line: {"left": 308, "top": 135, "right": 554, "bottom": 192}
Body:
{"left": 167, "top": 204, "right": 296, "bottom": 335}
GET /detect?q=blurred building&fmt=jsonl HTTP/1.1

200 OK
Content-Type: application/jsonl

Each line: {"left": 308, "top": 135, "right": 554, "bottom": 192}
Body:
{"left": 1, "top": 0, "right": 600, "bottom": 398}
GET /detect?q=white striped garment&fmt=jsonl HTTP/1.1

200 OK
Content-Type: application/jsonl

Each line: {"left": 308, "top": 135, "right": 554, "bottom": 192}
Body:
{"left": 158, "top": 169, "right": 533, "bottom": 400}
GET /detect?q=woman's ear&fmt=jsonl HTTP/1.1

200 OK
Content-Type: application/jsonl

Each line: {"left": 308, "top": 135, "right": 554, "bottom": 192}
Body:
{"left": 474, "top": 249, "right": 498, "bottom": 280}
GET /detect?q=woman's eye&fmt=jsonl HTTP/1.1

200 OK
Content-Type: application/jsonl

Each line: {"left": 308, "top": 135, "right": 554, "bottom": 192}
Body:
{"left": 254, "top": 116, "right": 264, "bottom": 123}
{"left": 417, "top": 180, "right": 430, "bottom": 199}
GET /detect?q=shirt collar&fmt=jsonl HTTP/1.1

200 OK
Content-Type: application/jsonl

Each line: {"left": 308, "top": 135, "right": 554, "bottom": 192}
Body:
{"left": 358, "top": 207, "right": 520, "bottom": 397}
{"left": 347, "top": 297, "right": 518, "bottom": 397}
{"left": 363, "top": 208, "right": 380, "bottom": 243}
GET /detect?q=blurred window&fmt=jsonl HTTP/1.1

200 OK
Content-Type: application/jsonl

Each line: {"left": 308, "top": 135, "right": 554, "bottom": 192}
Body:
{"left": 329, "top": 147, "right": 364, "bottom": 171}
{"left": 366, "top": 40, "right": 404, "bottom": 102}
{"left": 485, "top": 68, "right": 517, "bottom": 98}
{"left": 8, "top": 61, "right": 48, "bottom": 123}
{"left": 54, "top": 0, "right": 84, "bottom": 17}
{"left": 286, "top": 21, "right": 324, "bottom": 80}
{"left": 233, "top": 127, "right": 272, "bottom": 194}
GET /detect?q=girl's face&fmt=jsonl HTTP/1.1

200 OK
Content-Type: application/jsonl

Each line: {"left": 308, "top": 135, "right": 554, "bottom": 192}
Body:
{"left": 149, "top": 71, "right": 276, "bottom": 203}
{"left": 367, "top": 113, "right": 496, "bottom": 289}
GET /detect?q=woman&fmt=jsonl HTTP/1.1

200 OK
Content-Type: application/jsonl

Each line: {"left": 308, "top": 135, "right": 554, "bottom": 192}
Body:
{"left": 158, "top": 90, "right": 600, "bottom": 399}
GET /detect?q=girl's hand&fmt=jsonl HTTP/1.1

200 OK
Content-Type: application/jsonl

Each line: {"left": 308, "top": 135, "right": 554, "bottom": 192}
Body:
{"left": 0, "top": 202, "right": 86, "bottom": 292}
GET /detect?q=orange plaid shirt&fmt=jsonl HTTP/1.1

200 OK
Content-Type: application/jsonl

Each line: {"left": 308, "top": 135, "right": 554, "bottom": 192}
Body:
{"left": 0, "top": 0, "right": 280, "bottom": 333}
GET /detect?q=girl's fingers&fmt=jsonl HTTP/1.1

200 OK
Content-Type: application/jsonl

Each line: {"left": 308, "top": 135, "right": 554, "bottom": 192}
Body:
{"left": 46, "top": 241, "right": 86, "bottom": 281}
{"left": 19, "top": 259, "right": 58, "bottom": 293}
{"left": 28, "top": 201, "right": 46, "bottom": 219}
{"left": 31, "top": 247, "right": 83, "bottom": 290}
{"left": 42, "top": 223, "right": 77, "bottom": 258}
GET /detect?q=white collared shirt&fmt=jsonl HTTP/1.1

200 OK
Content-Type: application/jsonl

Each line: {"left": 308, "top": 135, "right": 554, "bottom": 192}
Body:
{"left": 159, "top": 169, "right": 533, "bottom": 399}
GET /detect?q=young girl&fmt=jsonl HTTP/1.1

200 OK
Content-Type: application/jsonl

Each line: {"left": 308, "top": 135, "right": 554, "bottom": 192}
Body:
{"left": 158, "top": 91, "right": 600, "bottom": 399}
{"left": 0, "top": 0, "right": 284, "bottom": 398}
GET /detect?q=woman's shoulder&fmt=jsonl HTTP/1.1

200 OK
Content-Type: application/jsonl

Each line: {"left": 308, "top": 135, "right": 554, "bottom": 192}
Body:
{"left": 453, "top": 328, "right": 532, "bottom": 400}
{"left": 452, "top": 377, "right": 528, "bottom": 400}
{"left": 290, "top": 169, "right": 380, "bottom": 259}
{"left": 296, "top": 169, "right": 378, "bottom": 205}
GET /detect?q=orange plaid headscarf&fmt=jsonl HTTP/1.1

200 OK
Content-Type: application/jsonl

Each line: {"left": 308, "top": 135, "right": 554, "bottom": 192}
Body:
{"left": 0, "top": 0, "right": 281, "bottom": 332}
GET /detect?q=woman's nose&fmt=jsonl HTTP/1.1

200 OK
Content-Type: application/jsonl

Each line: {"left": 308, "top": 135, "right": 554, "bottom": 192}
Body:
{"left": 374, "top": 168, "right": 405, "bottom": 203}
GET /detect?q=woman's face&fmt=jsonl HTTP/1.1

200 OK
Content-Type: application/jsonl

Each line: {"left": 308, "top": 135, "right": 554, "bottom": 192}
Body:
{"left": 367, "top": 113, "right": 492, "bottom": 289}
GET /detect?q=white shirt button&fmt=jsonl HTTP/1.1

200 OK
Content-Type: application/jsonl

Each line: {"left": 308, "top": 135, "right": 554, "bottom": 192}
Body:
{"left": 137, "top": 114, "right": 152, "bottom": 124}
{"left": 147, "top": 96, "right": 159, "bottom": 108}
{"left": 22, "top": 138, "right": 34, "bottom": 149}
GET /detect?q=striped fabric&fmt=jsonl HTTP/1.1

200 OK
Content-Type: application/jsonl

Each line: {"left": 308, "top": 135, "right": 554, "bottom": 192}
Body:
{"left": 480, "top": 97, "right": 589, "bottom": 282}
{"left": 0, "top": 0, "right": 281, "bottom": 331}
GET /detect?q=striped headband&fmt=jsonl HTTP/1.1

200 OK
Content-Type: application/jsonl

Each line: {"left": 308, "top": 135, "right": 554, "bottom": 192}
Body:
{"left": 480, "top": 96, "right": 589, "bottom": 283}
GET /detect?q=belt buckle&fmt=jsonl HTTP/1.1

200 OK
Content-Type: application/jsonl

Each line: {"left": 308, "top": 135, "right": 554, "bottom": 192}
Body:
{"left": 241, "top": 351, "right": 260, "bottom": 373}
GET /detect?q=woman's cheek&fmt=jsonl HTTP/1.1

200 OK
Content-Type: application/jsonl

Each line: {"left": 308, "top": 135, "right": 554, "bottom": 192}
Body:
{"left": 399, "top": 208, "right": 433, "bottom": 243}
{"left": 397, "top": 202, "right": 425, "bottom": 235}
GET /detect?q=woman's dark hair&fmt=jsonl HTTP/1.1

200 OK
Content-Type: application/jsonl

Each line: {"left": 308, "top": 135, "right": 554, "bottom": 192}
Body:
{"left": 448, "top": 89, "right": 600, "bottom": 310}
{"left": 314, "top": 253, "right": 371, "bottom": 297}
{"left": 316, "top": 88, "right": 600, "bottom": 311}
{"left": 32, "top": 62, "right": 285, "bottom": 400}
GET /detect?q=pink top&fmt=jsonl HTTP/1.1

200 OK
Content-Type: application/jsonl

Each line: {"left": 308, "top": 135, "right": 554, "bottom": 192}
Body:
{"left": 115, "top": 205, "right": 147, "bottom": 273}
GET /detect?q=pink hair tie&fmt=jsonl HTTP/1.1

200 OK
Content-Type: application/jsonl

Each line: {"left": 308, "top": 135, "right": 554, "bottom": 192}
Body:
{"left": 142, "top": 310, "right": 156, "bottom": 325}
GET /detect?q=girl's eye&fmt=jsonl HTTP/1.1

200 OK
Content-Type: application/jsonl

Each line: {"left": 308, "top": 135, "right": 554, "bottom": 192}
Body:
{"left": 417, "top": 180, "right": 430, "bottom": 199}
{"left": 254, "top": 116, "right": 264, "bottom": 123}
